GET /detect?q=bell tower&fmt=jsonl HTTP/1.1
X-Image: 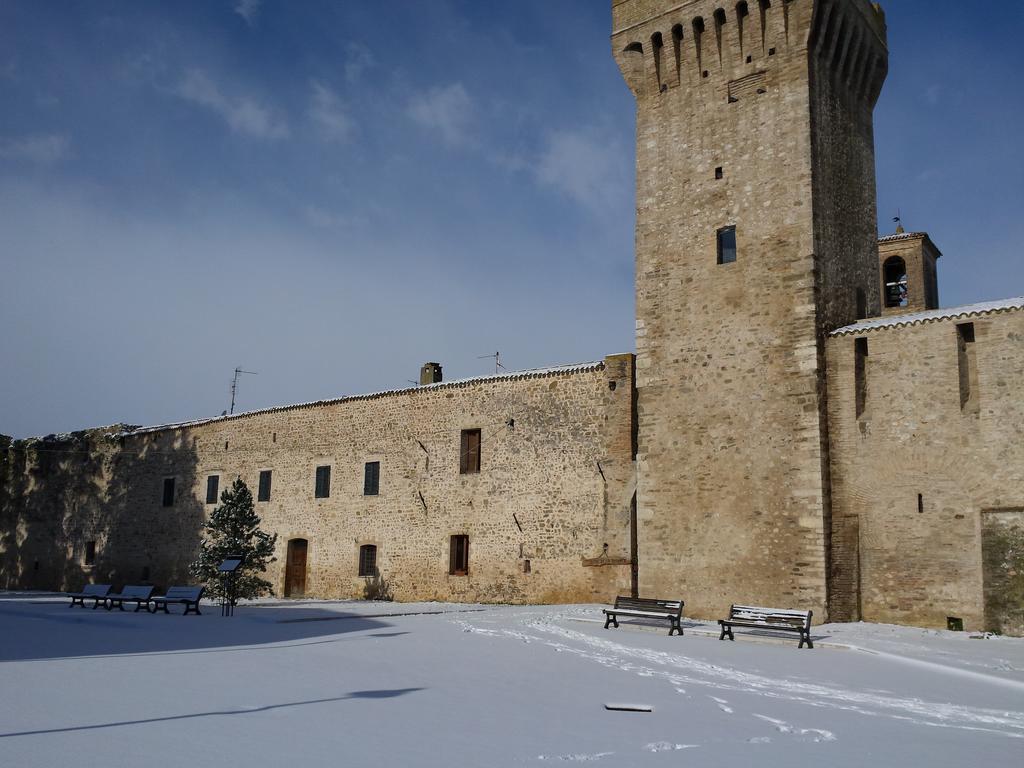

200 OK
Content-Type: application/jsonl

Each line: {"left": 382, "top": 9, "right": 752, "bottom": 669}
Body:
{"left": 613, "top": 0, "right": 888, "bottom": 617}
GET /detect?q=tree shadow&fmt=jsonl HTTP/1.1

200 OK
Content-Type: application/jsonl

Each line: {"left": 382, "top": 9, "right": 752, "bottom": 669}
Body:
{"left": 0, "top": 688, "right": 425, "bottom": 738}
{"left": 0, "top": 426, "right": 207, "bottom": 595}
{"left": 0, "top": 599, "right": 400, "bottom": 661}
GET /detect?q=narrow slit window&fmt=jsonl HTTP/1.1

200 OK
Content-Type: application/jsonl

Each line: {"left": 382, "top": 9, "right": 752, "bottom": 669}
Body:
{"left": 358, "top": 544, "right": 378, "bottom": 577}
{"left": 956, "top": 322, "right": 979, "bottom": 415}
{"left": 258, "top": 470, "right": 272, "bottom": 502}
{"left": 84, "top": 541, "right": 96, "bottom": 566}
{"left": 364, "top": 461, "right": 380, "bottom": 496}
{"left": 717, "top": 226, "right": 737, "bottom": 264}
{"left": 449, "top": 535, "right": 470, "bottom": 576}
{"left": 206, "top": 475, "right": 220, "bottom": 505}
{"left": 855, "top": 337, "right": 869, "bottom": 418}
{"left": 460, "top": 429, "right": 481, "bottom": 474}
{"left": 162, "top": 478, "right": 175, "bottom": 507}
{"left": 315, "top": 465, "right": 331, "bottom": 499}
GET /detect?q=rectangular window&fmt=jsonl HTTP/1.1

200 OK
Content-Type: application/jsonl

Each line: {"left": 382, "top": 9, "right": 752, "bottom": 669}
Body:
{"left": 449, "top": 535, "right": 469, "bottom": 576}
{"left": 460, "top": 429, "right": 481, "bottom": 474}
{"left": 315, "top": 465, "right": 331, "bottom": 499}
{"left": 854, "top": 337, "right": 869, "bottom": 419}
{"left": 84, "top": 541, "right": 96, "bottom": 566}
{"left": 205, "top": 475, "right": 220, "bottom": 505}
{"left": 258, "top": 470, "right": 272, "bottom": 502}
{"left": 363, "top": 461, "right": 380, "bottom": 496}
{"left": 957, "top": 323, "right": 979, "bottom": 415}
{"left": 162, "top": 477, "right": 175, "bottom": 507}
{"left": 717, "top": 226, "right": 737, "bottom": 264}
{"left": 359, "top": 544, "right": 378, "bottom": 577}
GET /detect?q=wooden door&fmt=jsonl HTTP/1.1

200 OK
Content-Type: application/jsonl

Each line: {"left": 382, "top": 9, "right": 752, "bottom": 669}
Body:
{"left": 285, "top": 539, "right": 308, "bottom": 598}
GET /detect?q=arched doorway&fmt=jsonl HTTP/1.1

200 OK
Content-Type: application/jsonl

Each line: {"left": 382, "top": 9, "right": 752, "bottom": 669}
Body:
{"left": 284, "top": 539, "right": 308, "bottom": 598}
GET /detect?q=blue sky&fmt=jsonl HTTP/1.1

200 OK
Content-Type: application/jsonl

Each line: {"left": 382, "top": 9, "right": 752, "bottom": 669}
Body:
{"left": 1, "top": 1, "right": 1021, "bottom": 438}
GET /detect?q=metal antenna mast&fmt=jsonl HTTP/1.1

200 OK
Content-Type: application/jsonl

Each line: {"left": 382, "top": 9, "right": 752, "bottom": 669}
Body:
{"left": 229, "top": 367, "right": 258, "bottom": 414}
{"left": 477, "top": 351, "right": 505, "bottom": 375}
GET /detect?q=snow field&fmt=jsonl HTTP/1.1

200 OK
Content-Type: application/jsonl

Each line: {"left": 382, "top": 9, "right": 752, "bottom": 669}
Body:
{"left": 0, "top": 595, "right": 1021, "bottom": 767}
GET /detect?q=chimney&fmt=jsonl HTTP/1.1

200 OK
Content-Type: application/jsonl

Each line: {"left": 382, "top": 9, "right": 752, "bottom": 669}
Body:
{"left": 419, "top": 362, "right": 443, "bottom": 385}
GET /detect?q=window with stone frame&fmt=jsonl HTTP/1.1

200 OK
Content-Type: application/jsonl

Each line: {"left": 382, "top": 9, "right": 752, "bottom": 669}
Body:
{"left": 205, "top": 475, "right": 219, "bottom": 505}
{"left": 258, "top": 470, "right": 272, "bottom": 502}
{"left": 717, "top": 226, "right": 737, "bottom": 264}
{"left": 358, "top": 544, "right": 378, "bottom": 577}
{"left": 460, "top": 429, "right": 481, "bottom": 474}
{"left": 364, "top": 461, "right": 380, "bottom": 496}
{"left": 449, "top": 535, "right": 469, "bottom": 576}
{"left": 315, "top": 465, "right": 331, "bottom": 498}
{"left": 162, "top": 477, "right": 175, "bottom": 507}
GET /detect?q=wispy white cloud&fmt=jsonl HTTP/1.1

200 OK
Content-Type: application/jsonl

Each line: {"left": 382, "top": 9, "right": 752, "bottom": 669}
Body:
{"left": 0, "top": 133, "right": 69, "bottom": 165}
{"left": 309, "top": 81, "right": 353, "bottom": 143}
{"left": 408, "top": 83, "right": 473, "bottom": 145}
{"left": 345, "top": 43, "right": 375, "bottom": 85}
{"left": 234, "top": 0, "right": 261, "bottom": 27}
{"left": 175, "top": 69, "right": 289, "bottom": 139}
{"left": 534, "top": 128, "right": 627, "bottom": 213}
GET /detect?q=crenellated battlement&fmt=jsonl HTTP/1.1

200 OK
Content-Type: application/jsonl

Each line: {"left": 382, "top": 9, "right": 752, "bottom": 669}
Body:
{"left": 613, "top": 0, "right": 886, "bottom": 107}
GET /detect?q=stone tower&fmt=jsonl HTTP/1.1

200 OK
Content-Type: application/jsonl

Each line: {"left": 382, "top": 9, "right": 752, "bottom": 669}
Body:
{"left": 613, "top": 0, "right": 888, "bottom": 618}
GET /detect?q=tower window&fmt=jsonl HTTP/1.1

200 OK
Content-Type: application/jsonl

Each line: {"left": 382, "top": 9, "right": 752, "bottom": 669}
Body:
{"left": 364, "top": 461, "right": 380, "bottom": 496}
{"left": 358, "top": 544, "right": 378, "bottom": 577}
{"left": 315, "top": 465, "right": 331, "bottom": 498}
{"left": 460, "top": 429, "right": 481, "bottom": 474}
{"left": 715, "top": 166, "right": 724, "bottom": 179}
{"left": 449, "top": 535, "right": 470, "bottom": 576}
{"left": 717, "top": 226, "right": 737, "bottom": 264}
{"left": 258, "top": 470, "right": 272, "bottom": 502}
{"left": 84, "top": 541, "right": 96, "bottom": 566}
{"left": 883, "top": 256, "right": 908, "bottom": 307}
{"left": 205, "top": 475, "right": 220, "bottom": 505}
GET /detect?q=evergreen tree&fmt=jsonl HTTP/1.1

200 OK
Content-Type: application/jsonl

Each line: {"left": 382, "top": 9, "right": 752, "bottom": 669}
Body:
{"left": 190, "top": 477, "right": 277, "bottom": 603}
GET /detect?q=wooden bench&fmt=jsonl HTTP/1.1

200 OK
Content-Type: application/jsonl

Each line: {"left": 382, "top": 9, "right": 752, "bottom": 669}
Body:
{"left": 718, "top": 605, "right": 814, "bottom": 648}
{"left": 603, "top": 596, "right": 684, "bottom": 636}
{"left": 149, "top": 586, "right": 205, "bottom": 616}
{"left": 104, "top": 585, "right": 155, "bottom": 612}
{"left": 67, "top": 584, "right": 112, "bottom": 609}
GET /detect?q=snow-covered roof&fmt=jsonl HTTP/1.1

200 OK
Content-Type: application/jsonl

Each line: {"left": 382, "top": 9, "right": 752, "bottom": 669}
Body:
{"left": 830, "top": 297, "right": 1024, "bottom": 337}
{"left": 123, "top": 360, "right": 609, "bottom": 436}
{"left": 878, "top": 231, "right": 927, "bottom": 244}
{"left": 877, "top": 231, "right": 942, "bottom": 257}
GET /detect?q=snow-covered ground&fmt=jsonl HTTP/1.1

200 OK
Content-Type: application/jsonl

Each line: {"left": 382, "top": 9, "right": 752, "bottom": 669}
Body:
{"left": 1, "top": 594, "right": 1021, "bottom": 767}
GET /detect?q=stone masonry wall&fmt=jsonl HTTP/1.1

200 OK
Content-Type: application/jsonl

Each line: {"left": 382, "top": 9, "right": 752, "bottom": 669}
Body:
{"left": 826, "top": 309, "right": 1024, "bottom": 632}
{"left": 1, "top": 356, "right": 636, "bottom": 604}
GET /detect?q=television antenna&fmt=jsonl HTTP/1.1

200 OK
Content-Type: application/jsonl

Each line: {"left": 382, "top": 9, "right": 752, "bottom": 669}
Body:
{"left": 229, "top": 367, "right": 258, "bottom": 414}
{"left": 477, "top": 351, "right": 505, "bottom": 375}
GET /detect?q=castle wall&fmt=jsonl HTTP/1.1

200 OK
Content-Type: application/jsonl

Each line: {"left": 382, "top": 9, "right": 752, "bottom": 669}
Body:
{"left": 0, "top": 356, "right": 636, "bottom": 604}
{"left": 613, "top": 0, "right": 886, "bottom": 619}
{"left": 826, "top": 309, "right": 1024, "bottom": 632}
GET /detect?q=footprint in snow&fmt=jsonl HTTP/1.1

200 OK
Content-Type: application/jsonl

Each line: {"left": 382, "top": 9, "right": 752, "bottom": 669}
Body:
{"left": 644, "top": 742, "right": 699, "bottom": 753}
{"left": 709, "top": 696, "right": 734, "bottom": 714}
{"left": 537, "top": 752, "right": 614, "bottom": 762}
{"left": 753, "top": 715, "right": 836, "bottom": 743}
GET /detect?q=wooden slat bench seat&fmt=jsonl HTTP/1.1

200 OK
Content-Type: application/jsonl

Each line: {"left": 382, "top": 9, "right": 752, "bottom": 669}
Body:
{"left": 603, "top": 596, "right": 684, "bottom": 636}
{"left": 149, "top": 586, "right": 205, "bottom": 616}
{"left": 104, "top": 585, "right": 155, "bottom": 612}
{"left": 67, "top": 584, "right": 112, "bottom": 609}
{"left": 718, "top": 604, "right": 814, "bottom": 649}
